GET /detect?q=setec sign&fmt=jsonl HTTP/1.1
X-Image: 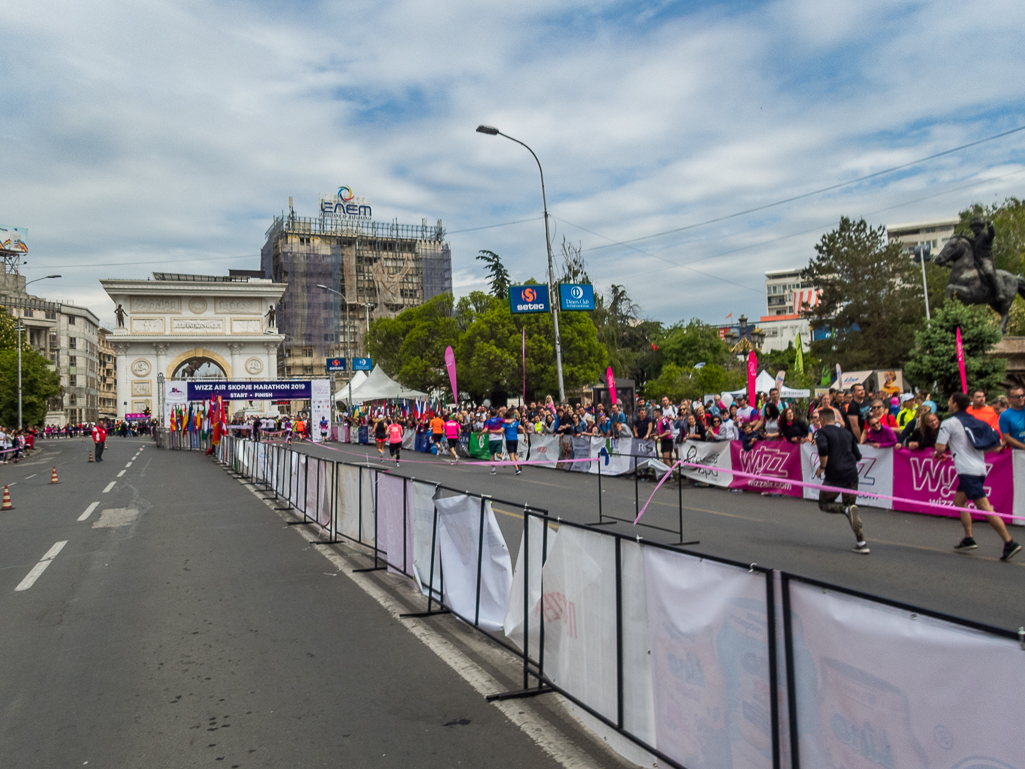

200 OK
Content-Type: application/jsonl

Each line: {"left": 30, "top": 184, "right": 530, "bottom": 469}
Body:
{"left": 559, "top": 283, "right": 595, "bottom": 311}
{"left": 320, "top": 186, "right": 372, "bottom": 220}
{"left": 326, "top": 358, "right": 347, "bottom": 372}
{"left": 509, "top": 284, "right": 550, "bottom": 314}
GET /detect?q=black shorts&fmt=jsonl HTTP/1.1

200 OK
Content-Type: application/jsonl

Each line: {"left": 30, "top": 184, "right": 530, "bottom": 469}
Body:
{"left": 389, "top": 442, "right": 401, "bottom": 458}
{"left": 432, "top": 433, "right": 443, "bottom": 444}
{"left": 957, "top": 474, "right": 987, "bottom": 501}
{"left": 660, "top": 438, "right": 674, "bottom": 454}
{"left": 506, "top": 440, "right": 518, "bottom": 455}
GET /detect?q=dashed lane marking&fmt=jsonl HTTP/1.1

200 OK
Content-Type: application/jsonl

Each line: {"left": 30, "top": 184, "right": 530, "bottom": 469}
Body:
{"left": 102, "top": 481, "right": 116, "bottom": 493}
{"left": 116, "top": 470, "right": 126, "bottom": 478}
{"left": 24, "top": 474, "right": 36, "bottom": 480}
{"left": 78, "top": 502, "right": 100, "bottom": 522}
{"left": 125, "top": 462, "right": 132, "bottom": 467}
{"left": 15, "top": 541, "right": 68, "bottom": 591}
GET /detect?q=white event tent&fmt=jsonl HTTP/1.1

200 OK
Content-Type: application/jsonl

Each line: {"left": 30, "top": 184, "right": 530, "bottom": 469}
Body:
{"left": 726, "top": 370, "right": 810, "bottom": 398}
{"left": 332, "top": 370, "right": 369, "bottom": 403}
{"left": 335, "top": 365, "right": 427, "bottom": 404}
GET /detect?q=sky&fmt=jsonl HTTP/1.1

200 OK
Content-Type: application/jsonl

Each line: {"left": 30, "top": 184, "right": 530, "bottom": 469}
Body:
{"left": 2, "top": 0, "right": 1024, "bottom": 330}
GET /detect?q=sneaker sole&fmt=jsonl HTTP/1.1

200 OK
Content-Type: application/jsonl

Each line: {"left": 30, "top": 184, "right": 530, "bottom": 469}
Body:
{"left": 851, "top": 547, "right": 870, "bottom": 554}
{"left": 1001, "top": 544, "right": 1022, "bottom": 562}
{"left": 954, "top": 544, "right": 978, "bottom": 552}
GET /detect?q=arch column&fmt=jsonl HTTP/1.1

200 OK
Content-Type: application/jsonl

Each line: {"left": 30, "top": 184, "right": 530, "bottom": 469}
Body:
{"left": 265, "top": 343, "right": 279, "bottom": 379}
{"left": 113, "top": 343, "right": 130, "bottom": 420}
{"left": 227, "top": 344, "right": 244, "bottom": 380}
{"left": 154, "top": 343, "right": 170, "bottom": 379}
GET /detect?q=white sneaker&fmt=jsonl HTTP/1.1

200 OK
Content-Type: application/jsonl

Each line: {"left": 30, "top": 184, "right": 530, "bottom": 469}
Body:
{"left": 490, "top": 467, "right": 496, "bottom": 475}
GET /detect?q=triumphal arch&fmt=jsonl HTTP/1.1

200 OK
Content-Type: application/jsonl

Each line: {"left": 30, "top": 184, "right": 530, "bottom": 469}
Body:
{"left": 100, "top": 273, "right": 286, "bottom": 419}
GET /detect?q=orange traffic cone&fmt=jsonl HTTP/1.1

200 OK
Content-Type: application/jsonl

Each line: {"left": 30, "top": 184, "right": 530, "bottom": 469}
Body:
{"left": 50, "top": 466, "right": 59, "bottom": 484}
{"left": 88, "top": 450, "right": 94, "bottom": 463}
{"left": 1, "top": 485, "right": 13, "bottom": 511}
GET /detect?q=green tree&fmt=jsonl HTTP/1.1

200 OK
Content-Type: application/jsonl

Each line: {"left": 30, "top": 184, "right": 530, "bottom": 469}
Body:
{"left": 658, "top": 319, "right": 729, "bottom": 370}
{"left": 761, "top": 342, "right": 821, "bottom": 390}
{"left": 804, "top": 217, "right": 922, "bottom": 369}
{"left": 643, "top": 363, "right": 743, "bottom": 402}
{"left": 476, "top": 250, "right": 511, "bottom": 299}
{"left": 904, "top": 298, "right": 1005, "bottom": 407}
{"left": 0, "top": 309, "right": 61, "bottom": 427}
{"left": 365, "top": 293, "right": 460, "bottom": 392}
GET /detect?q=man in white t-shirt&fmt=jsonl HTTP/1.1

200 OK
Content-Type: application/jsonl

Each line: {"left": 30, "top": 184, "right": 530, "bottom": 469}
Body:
{"left": 935, "top": 392, "right": 1020, "bottom": 561}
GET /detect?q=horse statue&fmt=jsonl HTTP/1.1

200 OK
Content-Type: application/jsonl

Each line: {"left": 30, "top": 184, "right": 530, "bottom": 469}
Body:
{"left": 934, "top": 234, "right": 1025, "bottom": 333}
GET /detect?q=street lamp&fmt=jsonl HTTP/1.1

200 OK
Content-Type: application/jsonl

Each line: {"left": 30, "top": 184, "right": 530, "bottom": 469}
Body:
{"left": 317, "top": 284, "right": 373, "bottom": 414}
{"left": 912, "top": 243, "right": 932, "bottom": 321}
{"left": 476, "top": 124, "right": 566, "bottom": 403}
{"left": 17, "top": 274, "right": 61, "bottom": 430}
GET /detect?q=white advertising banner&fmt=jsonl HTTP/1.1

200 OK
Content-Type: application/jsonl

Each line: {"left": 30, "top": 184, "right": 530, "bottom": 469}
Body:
{"left": 800, "top": 442, "right": 894, "bottom": 509}
{"left": 402, "top": 427, "right": 416, "bottom": 450}
{"left": 504, "top": 515, "right": 556, "bottom": 657}
{"left": 163, "top": 381, "right": 188, "bottom": 428}
{"left": 541, "top": 525, "right": 618, "bottom": 722}
{"left": 644, "top": 547, "right": 773, "bottom": 769}
{"left": 677, "top": 440, "right": 733, "bottom": 488}
{"left": 411, "top": 481, "right": 442, "bottom": 600}
{"left": 434, "top": 494, "right": 513, "bottom": 631}
{"left": 524, "top": 434, "right": 560, "bottom": 468}
{"left": 788, "top": 580, "right": 1025, "bottom": 769}
{"left": 310, "top": 379, "right": 331, "bottom": 443}
{"left": 377, "top": 473, "right": 413, "bottom": 576}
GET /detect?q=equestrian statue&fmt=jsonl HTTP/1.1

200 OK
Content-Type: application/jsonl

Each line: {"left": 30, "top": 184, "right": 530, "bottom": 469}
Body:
{"left": 934, "top": 216, "right": 1025, "bottom": 334}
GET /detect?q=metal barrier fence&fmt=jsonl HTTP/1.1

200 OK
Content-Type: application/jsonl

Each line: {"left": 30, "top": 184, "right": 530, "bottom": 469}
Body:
{"left": 155, "top": 427, "right": 211, "bottom": 451}
{"left": 216, "top": 435, "right": 1024, "bottom": 769}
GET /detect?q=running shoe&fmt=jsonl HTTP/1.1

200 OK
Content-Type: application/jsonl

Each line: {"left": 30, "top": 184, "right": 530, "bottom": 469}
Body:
{"left": 395, "top": 461, "right": 400, "bottom": 467}
{"left": 490, "top": 467, "right": 497, "bottom": 475}
{"left": 851, "top": 541, "right": 870, "bottom": 554}
{"left": 843, "top": 505, "right": 863, "bottom": 540}
{"left": 953, "top": 537, "right": 978, "bottom": 551}
{"left": 515, "top": 469, "right": 522, "bottom": 475}
{"left": 1001, "top": 540, "right": 1022, "bottom": 562}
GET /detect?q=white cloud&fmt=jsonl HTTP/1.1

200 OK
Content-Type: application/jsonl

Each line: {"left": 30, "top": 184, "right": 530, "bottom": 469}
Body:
{"left": 0, "top": 0, "right": 1023, "bottom": 332}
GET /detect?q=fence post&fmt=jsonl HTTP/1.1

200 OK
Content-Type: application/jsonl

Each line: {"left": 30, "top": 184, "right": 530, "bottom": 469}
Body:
{"left": 402, "top": 477, "right": 409, "bottom": 577}
{"left": 766, "top": 571, "right": 781, "bottom": 769}
{"left": 615, "top": 536, "right": 624, "bottom": 729}
{"left": 522, "top": 511, "right": 530, "bottom": 690}
{"left": 634, "top": 454, "right": 639, "bottom": 518}
{"left": 781, "top": 573, "right": 801, "bottom": 769}
{"left": 473, "top": 496, "right": 487, "bottom": 627}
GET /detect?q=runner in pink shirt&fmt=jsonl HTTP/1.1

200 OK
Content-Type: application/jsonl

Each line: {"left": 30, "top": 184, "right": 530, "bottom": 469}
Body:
{"left": 444, "top": 413, "right": 461, "bottom": 463}
{"left": 387, "top": 420, "right": 404, "bottom": 466}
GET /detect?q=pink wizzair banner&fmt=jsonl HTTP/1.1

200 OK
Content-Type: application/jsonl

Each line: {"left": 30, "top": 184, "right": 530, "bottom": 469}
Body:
{"left": 728, "top": 440, "right": 804, "bottom": 497}
{"left": 892, "top": 447, "right": 1015, "bottom": 520}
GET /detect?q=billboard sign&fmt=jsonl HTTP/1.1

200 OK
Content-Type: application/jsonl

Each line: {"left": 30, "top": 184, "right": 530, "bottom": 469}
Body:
{"left": 326, "top": 358, "right": 347, "bottom": 372}
{"left": 559, "top": 283, "right": 595, "bottom": 311}
{"left": 0, "top": 225, "right": 28, "bottom": 253}
{"left": 186, "top": 380, "right": 312, "bottom": 400}
{"left": 320, "top": 186, "right": 372, "bottom": 221}
{"left": 352, "top": 357, "right": 373, "bottom": 371}
{"left": 509, "top": 284, "right": 550, "bottom": 314}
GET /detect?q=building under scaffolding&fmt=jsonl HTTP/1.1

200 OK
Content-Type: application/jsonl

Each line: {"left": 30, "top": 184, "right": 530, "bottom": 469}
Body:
{"left": 261, "top": 205, "right": 452, "bottom": 378}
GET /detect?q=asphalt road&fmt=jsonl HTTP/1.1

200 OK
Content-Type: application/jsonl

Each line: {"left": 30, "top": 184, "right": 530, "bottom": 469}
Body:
{"left": 292, "top": 439, "right": 1025, "bottom": 632}
{"left": 0, "top": 438, "right": 630, "bottom": 769}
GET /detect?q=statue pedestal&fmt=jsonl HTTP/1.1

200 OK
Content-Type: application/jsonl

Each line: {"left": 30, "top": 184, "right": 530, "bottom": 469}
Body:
{"left": 989, "top": 336, "right": 1025, "bottom": 388}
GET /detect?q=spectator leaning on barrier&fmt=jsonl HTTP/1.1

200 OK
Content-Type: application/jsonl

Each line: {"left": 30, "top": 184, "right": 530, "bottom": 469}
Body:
{"left": 862, "top": 414, "right": 898, "bottom": 448}
{"left": 999, "top": 385, "right": 1025, "bottom": 450}
{"left": 966, "top": 388, "right": 1001, "bottom": 432}
{"left": 779, "top": 406, "right": 811, "bottom": 444}
{"left": 813, "top": 409, "right": 869, "bottom": 554}
{"left": 896, "top": 394, "right": 917, "bottom": 429}
{"left": 903, "top": 411, "right": 939, "bottom": 450}
{"left": 936, "top": 391, "right": 1020, "bottom": 561}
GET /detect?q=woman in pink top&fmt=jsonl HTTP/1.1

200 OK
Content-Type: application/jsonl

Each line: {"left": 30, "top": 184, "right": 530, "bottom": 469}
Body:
{"left": 444, "top": 414, "right": 461, "bottom": 462}
{"left": 387, "top": 420, "right": 404, "bottom": 466}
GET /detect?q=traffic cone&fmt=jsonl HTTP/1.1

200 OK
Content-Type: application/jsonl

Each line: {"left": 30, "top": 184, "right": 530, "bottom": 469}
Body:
{"left": 50, "top": 466, "right": 59, "bottom": 484}
{"left": 2, "top": 485, "right": 13, "bottom": 511}
{"left": 88, "top": 450, "right": 94, "bottom": 463}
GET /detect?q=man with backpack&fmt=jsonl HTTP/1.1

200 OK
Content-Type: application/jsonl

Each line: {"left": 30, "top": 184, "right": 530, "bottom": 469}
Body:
{"left": 935, "top": 392, "right": 1020, "bottom": 561}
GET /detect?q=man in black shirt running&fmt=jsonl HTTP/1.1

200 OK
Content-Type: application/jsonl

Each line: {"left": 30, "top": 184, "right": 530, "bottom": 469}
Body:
{"left": 814, "top": 410, "right": 869, "bottom": 554}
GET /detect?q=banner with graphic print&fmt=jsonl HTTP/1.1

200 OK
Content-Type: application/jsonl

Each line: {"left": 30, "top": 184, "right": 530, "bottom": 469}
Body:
{"left": 677, "top": 440, "right": 733, "bottom": 488}
{"left": 728, "top": 440, "right": 804, "bottom": 497}
{"left": 892, "top": 447, "right": 1014, "bottom": 519}
{"left": 799, "top": 443, "right": 894, "bottom": 509}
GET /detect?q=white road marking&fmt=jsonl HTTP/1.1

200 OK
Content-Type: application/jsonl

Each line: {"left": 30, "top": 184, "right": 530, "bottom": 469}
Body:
{"left": 25, "top": 474, "right": 36, "bottom": 480}
{"left": 125, "top": 462, "right": 132, "bottom": 467}
{"left": 103, "top": 481, "right": 116, "bottom": 493}
{"left": 116, "top": 470, "right": 126, "bottom": 477}
{"left": 78, "top": 501, "right": 100, "bottom": 522}
{"left": 15, "top": 541, "right": 68, "bottom": 591}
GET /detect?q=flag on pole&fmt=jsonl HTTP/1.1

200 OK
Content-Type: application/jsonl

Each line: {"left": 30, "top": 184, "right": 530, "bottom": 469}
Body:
{"left": 956, "top": 327, "right": 968, "bottom": 394}
{"left": 794, "top": 334, "right": 804, "bottom": 375}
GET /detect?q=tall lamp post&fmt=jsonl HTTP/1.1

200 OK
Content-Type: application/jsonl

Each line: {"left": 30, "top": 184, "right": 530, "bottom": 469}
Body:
{"left": 913, "top": 243, "right": 932, "bottom": 321}
{"left": 476, "top": 125, "right": 566, "bottom": 403}
{"left": 17, "top": 274, "right": 61, "bottom": 430}
{"left": 317, "top": 284, "right": 373, "bottom": 413}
